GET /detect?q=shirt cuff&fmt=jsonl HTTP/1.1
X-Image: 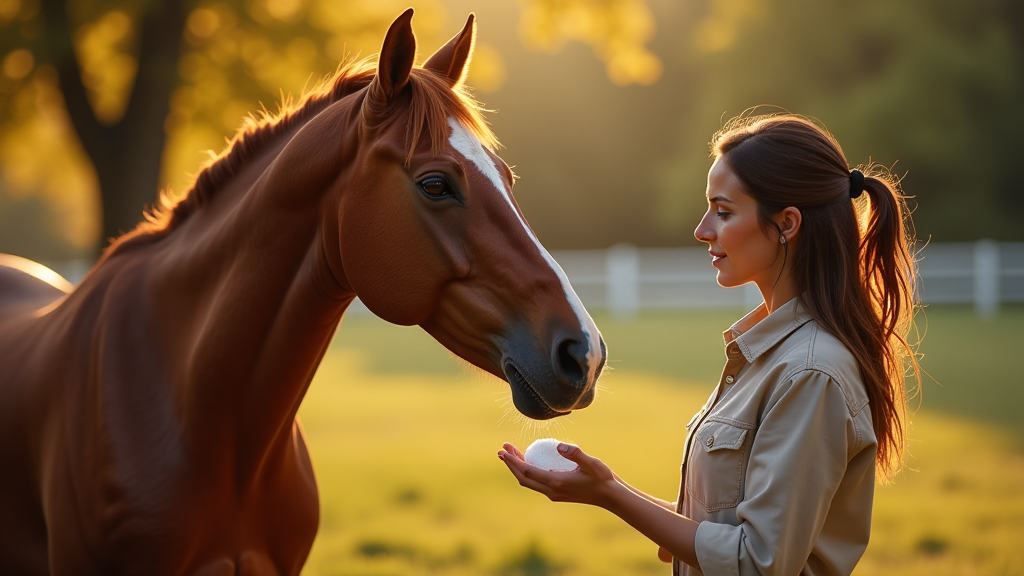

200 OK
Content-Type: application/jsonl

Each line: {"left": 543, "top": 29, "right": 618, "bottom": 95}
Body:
{"left": 695, "top": 521, "right": 741, "bottom": 576}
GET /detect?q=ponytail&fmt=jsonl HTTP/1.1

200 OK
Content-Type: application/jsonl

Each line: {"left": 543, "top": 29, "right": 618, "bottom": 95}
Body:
{"left": 855, "top": 167, "right": 919, "bottom": 479}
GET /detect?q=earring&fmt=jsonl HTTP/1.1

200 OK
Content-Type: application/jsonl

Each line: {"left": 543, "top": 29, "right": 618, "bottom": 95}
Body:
{"left": 779, "top": 235, "right": 786, "bottom": 244}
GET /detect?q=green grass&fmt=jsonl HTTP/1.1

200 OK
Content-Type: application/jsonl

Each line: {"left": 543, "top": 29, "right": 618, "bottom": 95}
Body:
{"left": 907, "top": 305, "right": 1024, "bottom": 436}
{"left": 301, "top": 305, "right": 1024, "bottom": 575}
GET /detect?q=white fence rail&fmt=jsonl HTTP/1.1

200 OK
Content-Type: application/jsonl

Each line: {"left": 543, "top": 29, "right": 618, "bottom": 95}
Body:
{"left": 42, "top": 241, "right": 1024, "bottom": 318}
{"left": 550, "top": 240, "right": 1024, "bottom": 318}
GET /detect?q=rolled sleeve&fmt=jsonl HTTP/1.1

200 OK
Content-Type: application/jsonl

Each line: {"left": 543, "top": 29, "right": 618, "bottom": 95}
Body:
{"left": 695, "top": 520, "right": 741, "bottom": 576}
{"left": 693, "top": 370, "right": 857, "bottom": 576}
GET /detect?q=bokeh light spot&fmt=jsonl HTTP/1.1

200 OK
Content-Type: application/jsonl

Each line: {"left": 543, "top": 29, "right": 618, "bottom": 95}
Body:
{"left": 2, "top": 49, "right": 34, "bottom": 80}
{"left": 466, "top": 43, "right": 505, "bottom": 93}
{"left": 0, "top": 0, "right": 22, "bottom": 22}
{"left": 516, "top": 0, "right": 662, "bottom": 85}
{"left": 97, "top": 10, "right": 131, "bottom": 43}
{"left": 265, "top": 0, "right": 302, "bottom": 23}
{"left": 187, "top": 7, "right": 221, "bottom": 41}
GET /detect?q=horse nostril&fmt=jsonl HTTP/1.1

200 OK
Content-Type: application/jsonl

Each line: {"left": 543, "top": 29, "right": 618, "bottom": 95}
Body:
{"left": 555, "top": 338, "right": 587, "bottom": 387}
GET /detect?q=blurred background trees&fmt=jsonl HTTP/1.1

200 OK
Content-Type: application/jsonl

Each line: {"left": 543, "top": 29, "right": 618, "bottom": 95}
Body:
{"left": 1, "top": 0, "right": 1022, "bottom": 260}
{"left": 655, "top": 0, "right": 1024, "bottom": 245}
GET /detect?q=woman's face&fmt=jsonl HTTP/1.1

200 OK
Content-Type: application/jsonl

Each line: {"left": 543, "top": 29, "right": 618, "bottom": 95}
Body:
{"left": 694, "top": 157, "right": 782, "bottom": 290}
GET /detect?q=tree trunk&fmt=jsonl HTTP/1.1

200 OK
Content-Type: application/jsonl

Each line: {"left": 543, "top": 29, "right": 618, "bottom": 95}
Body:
{"left": 42, "top": 0, "right": 187, "bottom": 252}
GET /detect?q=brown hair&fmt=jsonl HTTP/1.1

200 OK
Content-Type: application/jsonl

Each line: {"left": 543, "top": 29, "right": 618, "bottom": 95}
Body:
{"left": 712, "top": 113, "right": 919, "bottom": 481}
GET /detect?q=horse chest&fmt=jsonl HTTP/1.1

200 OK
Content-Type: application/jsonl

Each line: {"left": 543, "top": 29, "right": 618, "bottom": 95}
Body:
{"left": 32, "top": 411, "right": 319, "bottom": 575}
{"left": 56, "top": 461, "right": 319, "bottom": 575}
{"left": 172, "top": 465, "right": 319, "bottom": 576}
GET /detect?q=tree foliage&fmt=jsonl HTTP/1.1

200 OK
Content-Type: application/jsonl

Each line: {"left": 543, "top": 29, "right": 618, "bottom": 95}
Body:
{"left": 657, "top": 0, "right": 1024, "bottom": 242}
{"left": 517, "top": 0, "right": 661, "bottom": 85}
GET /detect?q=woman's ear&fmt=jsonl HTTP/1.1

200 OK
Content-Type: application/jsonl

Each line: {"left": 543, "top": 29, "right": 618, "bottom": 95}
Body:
{"left": 776, "top": 207, "right": 802, "bottom": 243}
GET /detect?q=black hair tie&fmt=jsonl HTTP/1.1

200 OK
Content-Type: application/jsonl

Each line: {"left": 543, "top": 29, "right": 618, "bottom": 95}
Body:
{"left": 849, "top": 169, "right": 865, "bottom": 199}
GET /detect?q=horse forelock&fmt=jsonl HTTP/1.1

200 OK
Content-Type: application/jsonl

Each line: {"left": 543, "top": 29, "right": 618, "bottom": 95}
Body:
{"left": 404, "top": 68, "right": 498, "bottom": 165}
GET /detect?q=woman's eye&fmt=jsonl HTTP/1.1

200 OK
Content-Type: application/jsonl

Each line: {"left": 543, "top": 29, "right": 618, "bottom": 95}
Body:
{"left": 716, "top": 211, "right": 730, "bottom": 220}
{"left": 419, "top": 176, "right": 453, "bottom": 199}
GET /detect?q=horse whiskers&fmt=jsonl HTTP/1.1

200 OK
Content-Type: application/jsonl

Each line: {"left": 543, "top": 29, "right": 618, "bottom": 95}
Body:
{"left": 458, "top": 356, "right": 497, "bottom": 384}
{"left": 508, "top": 411, "right": 565, "bottom": 443}
{"left": 495, "top": 404, "right": 518, "bottom": 429}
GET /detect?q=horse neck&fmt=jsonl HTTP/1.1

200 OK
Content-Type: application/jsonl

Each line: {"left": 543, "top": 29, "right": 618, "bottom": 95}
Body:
{"left": 143, "top": 97, "right": 362, "bottom": 466}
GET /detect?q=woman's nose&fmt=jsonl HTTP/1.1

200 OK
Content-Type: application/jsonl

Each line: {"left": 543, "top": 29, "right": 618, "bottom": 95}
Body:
{"left": 694, "top": 213, "right": 714, "bottom": 243}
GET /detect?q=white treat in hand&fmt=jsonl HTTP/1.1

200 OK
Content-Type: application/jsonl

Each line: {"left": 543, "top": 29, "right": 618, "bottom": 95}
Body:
{"left": 524, "top": 438, "right": 578, "bottom": 471}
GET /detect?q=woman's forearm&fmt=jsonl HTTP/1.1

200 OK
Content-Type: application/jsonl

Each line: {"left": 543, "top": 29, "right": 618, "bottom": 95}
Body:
{"left": 599, "top": 480, "right": 701, "bottom": 570}
{"left": 613, "top": 474, "right": 675, "bottom": 510}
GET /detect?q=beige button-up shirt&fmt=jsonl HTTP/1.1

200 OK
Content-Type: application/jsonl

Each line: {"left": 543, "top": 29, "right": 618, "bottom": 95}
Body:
{"left": 674, "top": 298, "right": 877, "bottom": 576}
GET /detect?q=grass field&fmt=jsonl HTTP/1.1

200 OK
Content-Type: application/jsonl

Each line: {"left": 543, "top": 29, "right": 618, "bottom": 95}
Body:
{"left": 298, "top": 305, "right": 1024, "bottom": 576}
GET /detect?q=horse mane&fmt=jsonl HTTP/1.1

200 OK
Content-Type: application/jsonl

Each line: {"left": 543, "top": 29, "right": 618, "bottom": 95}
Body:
{"left": 124, "top": 57, "right": 497, "bottom": 242}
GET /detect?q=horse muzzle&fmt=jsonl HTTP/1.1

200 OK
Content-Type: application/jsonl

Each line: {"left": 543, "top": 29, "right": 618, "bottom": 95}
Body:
{"left": 500, "top": 323, "right": 605, "bottom": 420}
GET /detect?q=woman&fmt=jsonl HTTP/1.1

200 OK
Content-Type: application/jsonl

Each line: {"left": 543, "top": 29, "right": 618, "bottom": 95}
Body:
{"left": 498, "top": 114, "right": 919, "bottom": 576}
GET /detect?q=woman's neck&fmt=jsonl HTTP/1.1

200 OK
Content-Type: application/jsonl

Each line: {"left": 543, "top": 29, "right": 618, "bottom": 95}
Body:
{"left": 755, "top": 274, "right": 798, "bottom": 314}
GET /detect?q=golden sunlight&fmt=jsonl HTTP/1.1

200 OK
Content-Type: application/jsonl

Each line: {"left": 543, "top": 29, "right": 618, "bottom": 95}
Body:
{"left": 607, "top": 44, "right": 661, "bottom": 86}
{"left": 72, "top": 10, "right": 137, "bottom": 124}
{"left": 186, "top": 7, "right": 222, "bottom": 41}
{"left": 0, "top": 71, "right": 99, "bottom": 248}
{"left": 466, "top": 43, "right": 506, "bottom": 93}
{"left": 516, "top": 0, "right": 662, "bottom": 85}
{"left": 694, "top": 0, "right": 765, "bottom": 53}
{"left": 0, "top": 0, "right": 22, "bottom": 23}
{"left": 264, "top": 0, "right": 303, "bottom": 23}
{"left": 2, "top": 49, "right": 34, "bottom": 80}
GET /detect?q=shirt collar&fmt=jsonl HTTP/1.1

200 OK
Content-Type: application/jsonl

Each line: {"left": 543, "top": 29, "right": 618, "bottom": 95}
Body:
{"left": 723, "top": 297, "right": 813, "bottom": 363}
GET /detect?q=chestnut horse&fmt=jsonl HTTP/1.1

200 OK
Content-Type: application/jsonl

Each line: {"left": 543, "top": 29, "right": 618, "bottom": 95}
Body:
{"left": 0, "top": 10, "right": 605, "bottom": 575}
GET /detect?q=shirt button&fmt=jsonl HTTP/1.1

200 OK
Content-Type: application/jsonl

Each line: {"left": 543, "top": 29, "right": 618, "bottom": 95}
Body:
{"left": 706, "top": 436, "right": 715, "bottom": 448}
{"left": 725, "top": 375, "right": 735, "bottom": 384}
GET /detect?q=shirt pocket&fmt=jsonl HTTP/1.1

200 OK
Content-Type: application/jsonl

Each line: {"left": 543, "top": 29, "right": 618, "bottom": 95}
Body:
{"left": 686, "top": 420, "right": 751, "bottom": 512}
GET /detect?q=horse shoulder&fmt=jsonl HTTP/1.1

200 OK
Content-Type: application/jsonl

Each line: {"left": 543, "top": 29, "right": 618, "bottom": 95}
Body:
{"left": 0, "top": 257, "right": 74, "bottom": 575}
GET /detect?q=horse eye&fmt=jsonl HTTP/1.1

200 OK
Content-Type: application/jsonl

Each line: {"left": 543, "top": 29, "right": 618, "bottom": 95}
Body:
{"left": 418, "top": 176, "right": 452, "bottom": 199}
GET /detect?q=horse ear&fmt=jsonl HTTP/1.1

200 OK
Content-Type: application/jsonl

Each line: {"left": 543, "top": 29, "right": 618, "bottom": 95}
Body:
{"left": 367, "top": 8, "right": 417, "bottom": 111}
{"left": 423, "top": 13, "right": 476, "bottom": 87}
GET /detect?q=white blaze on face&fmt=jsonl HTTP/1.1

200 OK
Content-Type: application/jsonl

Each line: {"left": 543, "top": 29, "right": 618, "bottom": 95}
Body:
{"left": 447, "top": 118, "right": 602, "bottom": 386}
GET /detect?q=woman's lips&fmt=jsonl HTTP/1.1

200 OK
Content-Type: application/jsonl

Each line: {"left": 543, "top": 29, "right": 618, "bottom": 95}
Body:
{"left": 709, "top": 250, "right": 726, "bottom": 266}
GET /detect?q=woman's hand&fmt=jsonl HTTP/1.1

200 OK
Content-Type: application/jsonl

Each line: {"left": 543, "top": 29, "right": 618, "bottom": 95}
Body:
{"left": 499, "top": 442, "right": 701, "bottom": 570}
{"left": 497, "top": 442, "right": 618, "bottom": 508}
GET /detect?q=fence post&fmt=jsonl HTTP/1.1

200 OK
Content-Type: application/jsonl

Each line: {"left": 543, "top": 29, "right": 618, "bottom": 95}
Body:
{"left": 607, "top": 243, "right": 639, "bottom": 319}
{"left": 974, "top": 239, "right": 999, "bottom": 318}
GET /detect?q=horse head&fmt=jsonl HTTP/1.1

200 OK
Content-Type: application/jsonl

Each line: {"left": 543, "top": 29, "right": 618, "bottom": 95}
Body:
{"left": 330, "top": 10, "right": 606, "bottom": 419}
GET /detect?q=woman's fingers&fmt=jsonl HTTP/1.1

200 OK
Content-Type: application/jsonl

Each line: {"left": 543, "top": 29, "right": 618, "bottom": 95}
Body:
{"left": 499, "top": 452, "right": 554, "bottom": 496}
{"left": 502, "top": 443, "right": 526, "bottom": 461}
{"left": 558, "top": 443, "right": 599, "bottom": 469}
{"left": 557, "top": 443, "right": 586, "bottom": 464}
{"left": 557, "top": 443, "right": 607, "bottom": 476}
